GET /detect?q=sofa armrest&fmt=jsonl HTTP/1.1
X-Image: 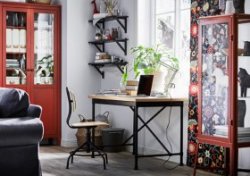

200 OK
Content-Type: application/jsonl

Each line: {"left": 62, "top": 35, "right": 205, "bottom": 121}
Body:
{"left": 27, "top": 104, "right": 42, "bottom": 118}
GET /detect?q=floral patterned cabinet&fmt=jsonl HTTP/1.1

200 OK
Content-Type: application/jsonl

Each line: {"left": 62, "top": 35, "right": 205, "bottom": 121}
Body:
{"left": 195, "top": 14, "right": 250, "bottom": 176}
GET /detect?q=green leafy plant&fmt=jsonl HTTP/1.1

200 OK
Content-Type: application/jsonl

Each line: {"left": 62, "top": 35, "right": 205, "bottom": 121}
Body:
{"left": 121, "top": 45, "right": 179, "bottom": 85}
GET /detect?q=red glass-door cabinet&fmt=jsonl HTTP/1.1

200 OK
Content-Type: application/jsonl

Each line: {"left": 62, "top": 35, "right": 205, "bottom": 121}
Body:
{"left": 0, "top": 2, "right": 61, "bottom": 144}
{"left": 195, "top": 14, "right": 250, "bottom": 175}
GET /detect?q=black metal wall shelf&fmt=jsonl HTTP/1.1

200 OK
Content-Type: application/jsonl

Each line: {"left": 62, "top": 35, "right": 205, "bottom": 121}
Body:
{"left": 88, "top": 61, "right": 127, "bottom": 79}
{"left": 89, "top": 15, "right": 128, "bottom": 33}
{"left": 88, "top": 38, "right": 128, "bottom": 55}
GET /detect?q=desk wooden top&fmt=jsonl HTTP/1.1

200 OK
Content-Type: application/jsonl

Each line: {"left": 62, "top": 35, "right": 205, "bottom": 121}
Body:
{"left": 88, "top": 94, "right": 187, "bottom": 103}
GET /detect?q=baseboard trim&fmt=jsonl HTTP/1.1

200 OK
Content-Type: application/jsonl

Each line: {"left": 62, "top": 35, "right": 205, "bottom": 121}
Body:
{"left": 61, "top": 139, "right": 78, "bottom": 147}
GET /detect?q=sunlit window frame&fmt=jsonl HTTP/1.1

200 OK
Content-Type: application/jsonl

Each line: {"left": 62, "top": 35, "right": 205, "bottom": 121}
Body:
{"left": 151, "top": 0, "right": 190, "bottom": 60}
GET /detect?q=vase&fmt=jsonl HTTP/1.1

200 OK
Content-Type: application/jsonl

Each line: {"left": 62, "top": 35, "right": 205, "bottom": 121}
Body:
{"left": 233, "top": 0, "right": 245, "bottom": 13}
{"left": 106, "top": 7, "right": 114, "bottom": 16}
{"left": 225, "top": 0, "right": 235, "bottom": 14}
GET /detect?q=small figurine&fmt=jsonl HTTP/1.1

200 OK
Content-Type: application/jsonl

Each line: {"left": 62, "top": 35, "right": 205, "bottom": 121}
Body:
{"left": 91, "top": 0, "right": 99, "bottom": 14}
{"left": 233, "top": 0, "right": 245, "bottom": 13}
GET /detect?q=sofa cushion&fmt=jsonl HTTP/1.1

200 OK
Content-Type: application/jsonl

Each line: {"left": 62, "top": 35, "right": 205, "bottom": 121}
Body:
{"left": 0, "top": 88, "right": 29, "bottom": 118}
{"left": 0, "top": 117, "right": 43, "bottom": 147}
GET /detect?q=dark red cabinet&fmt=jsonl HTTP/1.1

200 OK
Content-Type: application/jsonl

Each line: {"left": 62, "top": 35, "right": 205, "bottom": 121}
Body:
{"left": 196, "top": 14, "right": 250, "bottom": 175}
{"left": 0, "top": 2, "right": 61, "bottom": 144}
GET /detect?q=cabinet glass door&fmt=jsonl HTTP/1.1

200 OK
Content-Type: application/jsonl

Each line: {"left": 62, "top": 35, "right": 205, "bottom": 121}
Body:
{"left": 201, "top": 22, "right": 229, "bottom": 138}
{"left": 34, "top": 13, "right": 54, "bottom": 85}
{"left": 5, "top": 11, "right": 27, "bottom": 85}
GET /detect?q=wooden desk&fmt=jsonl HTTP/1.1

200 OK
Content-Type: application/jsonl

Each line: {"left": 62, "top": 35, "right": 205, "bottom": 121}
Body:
{"left": 89, "top": 94, "right": 186, "bottom": 169}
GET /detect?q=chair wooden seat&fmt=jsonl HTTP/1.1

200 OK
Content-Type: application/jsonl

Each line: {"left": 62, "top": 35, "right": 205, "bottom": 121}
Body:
{"left": 71, "top": 121, "right": 108, "bottom": 128}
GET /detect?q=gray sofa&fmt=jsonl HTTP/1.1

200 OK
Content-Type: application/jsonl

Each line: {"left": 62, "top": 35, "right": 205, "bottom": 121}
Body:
{"left": 0, "top": 88, "right": 44, "bottom": 176}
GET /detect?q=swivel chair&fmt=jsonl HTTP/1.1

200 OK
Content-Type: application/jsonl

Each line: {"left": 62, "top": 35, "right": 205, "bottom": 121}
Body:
{"left": 66, "top": 87, "right": 108, "bottom": 169}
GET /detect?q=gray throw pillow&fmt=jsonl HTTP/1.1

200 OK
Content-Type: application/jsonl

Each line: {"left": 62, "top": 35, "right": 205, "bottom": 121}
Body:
{"left": 0, "top": 88, "right": 29, "bottom": 117}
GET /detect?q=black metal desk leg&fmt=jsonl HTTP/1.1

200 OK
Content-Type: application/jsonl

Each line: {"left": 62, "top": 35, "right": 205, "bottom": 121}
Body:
{"left": 92, "top": 101, "right": 96, "bottom": 158}
{"left": 133, "top": 105, "right": 138, "bottom": 170}
{"left": 180, "top": 103, "right": 184, "bottom": 166}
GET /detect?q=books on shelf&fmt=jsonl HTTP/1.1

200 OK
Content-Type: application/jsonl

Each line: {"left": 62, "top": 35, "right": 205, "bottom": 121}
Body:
{"left": 94, "top": 59, "right": 111, "bottom": 63}
{"left": 214, "top": 125, "right": 250, "bottom": 140}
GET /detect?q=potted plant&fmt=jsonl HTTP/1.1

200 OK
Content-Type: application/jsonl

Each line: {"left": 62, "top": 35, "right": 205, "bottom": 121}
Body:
{"left": 121, "top": 45, "right": 179, "bottom": 95}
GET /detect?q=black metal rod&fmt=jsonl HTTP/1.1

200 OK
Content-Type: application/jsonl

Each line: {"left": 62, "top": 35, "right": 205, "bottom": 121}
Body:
{"left": 123, "top": 106, "right": 166, "bottom": 144}
{"left": 92, "top": 101, "right": 95, "bottom": 158}
{"left": 238, "top": 168, "right": 250, "bottom": 172}
{"left": 137, "top": 115, "right": 171, "bottom": 154}
{"left": 133, "top": 105, "right": 138, "bottom": 170}
{"left": 116, "top": 65, "right": 124, "bottom": 73}
{"left": 116, "top": 18, "right": 126, "bottom": 32}
{"left": 125, "top": 39, "right": 127, "bottom": 55}
{"left": 116, "top": 41, "right": 126, "bottom": 55}
{"left": 93, "top": 66, "right": 104, "bottom": 78}
{"left": 180, "top": 103, "right": 184, "bottom": 166}
{"left": 125, "top": 18, "right": 127, "bottom": 33}
{"left": 131, "top": 106, "right": 171, "bottom": 154}
{"left": 94, "top": 44, "right": 104, "bottom": 52}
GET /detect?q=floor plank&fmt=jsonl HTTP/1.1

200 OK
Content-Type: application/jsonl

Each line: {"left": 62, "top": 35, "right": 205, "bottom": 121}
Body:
{"left": 40, "top": 146, "right": 249, "bottom": 176}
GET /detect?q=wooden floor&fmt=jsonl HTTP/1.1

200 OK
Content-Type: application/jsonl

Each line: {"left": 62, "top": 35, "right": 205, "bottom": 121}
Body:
{"left": 40, "top": 146, "right": 249, "bottom": 176}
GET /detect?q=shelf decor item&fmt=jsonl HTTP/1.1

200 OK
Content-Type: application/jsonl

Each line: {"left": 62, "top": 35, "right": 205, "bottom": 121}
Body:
{"left": 91, "top": 0, "right": 99, "bottom": 14}
{"left": 233, "top": 0, "right": 245, "bottom": 13}
{"left": 104, "top": 0, "right": 118, "bottom": 16}
{"left": 26, "top": 0, "right": 51, "bottom": 4}
{"left": 225, "top": 0, "right": 235, "bottom": 14}
{"left": 243, "top": 41, "right": 250, "bottom": 56}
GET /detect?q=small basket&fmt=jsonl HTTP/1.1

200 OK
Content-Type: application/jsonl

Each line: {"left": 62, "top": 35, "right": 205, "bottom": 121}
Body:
{"left": 26, "top": 0, "right": 51, "bottom": 4}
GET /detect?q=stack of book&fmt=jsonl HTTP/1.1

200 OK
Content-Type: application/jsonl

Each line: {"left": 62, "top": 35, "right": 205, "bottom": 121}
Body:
{"left": 94, "top": 52, "right": 111, "bottom": 63}
{"left": 125, "top": 80, "right": 138, "bottom": 96}
{"left": 6, "top": 59, "right": 19, "bottom": 68}
{"left": 214, "top": 125, "right": 250, "bottom": 142}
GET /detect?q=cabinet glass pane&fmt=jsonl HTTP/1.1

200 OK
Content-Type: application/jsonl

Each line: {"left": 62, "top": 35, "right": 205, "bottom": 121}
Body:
{"left": 201, "top": 23, "right": 229, "bottom": 138}
{"left": 237, "top": 20, "right": 250, "bottom": 143}
{"left": 6, "top": 11, "right": 27, "bottom": 85}
{"left": 34, "top": 13, "right": 54, "bottom": 85}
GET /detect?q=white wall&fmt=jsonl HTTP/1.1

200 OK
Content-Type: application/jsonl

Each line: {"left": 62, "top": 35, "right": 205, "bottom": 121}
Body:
{"left": 54, "top": 0, "right": 101, "bottom": 147}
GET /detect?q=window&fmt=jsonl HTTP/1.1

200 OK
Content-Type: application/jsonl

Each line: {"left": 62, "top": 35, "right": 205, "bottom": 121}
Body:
{"left": 137, "top": 0, "right": 191, "bottom": 98}
{"left": 153, "top": 0, "right": 190, "bottom": 60}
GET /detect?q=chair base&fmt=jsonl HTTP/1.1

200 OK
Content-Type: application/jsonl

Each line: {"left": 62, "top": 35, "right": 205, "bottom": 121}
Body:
{"left": 66, "top": 128, "right": 108, "bottom": 170}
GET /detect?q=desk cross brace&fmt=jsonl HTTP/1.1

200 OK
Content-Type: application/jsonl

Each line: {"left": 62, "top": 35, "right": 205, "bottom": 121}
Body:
{"left": 121, "top": 106, "right": 171, "bottom": 155}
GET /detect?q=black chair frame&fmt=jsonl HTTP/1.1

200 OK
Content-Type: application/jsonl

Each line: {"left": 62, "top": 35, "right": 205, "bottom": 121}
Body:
{"left": 65, "top": 87, "right": 108, "bottom": 170}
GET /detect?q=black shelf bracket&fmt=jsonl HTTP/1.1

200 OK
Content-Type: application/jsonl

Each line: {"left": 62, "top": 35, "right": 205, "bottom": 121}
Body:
{"left": 89, "top": 16, "right": 128, "bottom": 33}
{"left": 89, "top": 61, "right": 128, "bottom": 79}
{"left": 93, "top": 65, "right": 105, "bottom": 78}
{"left": 115, "top": 64, "right": 125, "bottom": 73}
{"left": 116, "top": 18, "right": 127, "bottom": 33}
{"left": 93, "top": 43, "right": 105, "bottom": 52}
{"left": 116, "top": 40, "right": 127, "bottom": 55}
{"left": 95, "top": 21, "right": 105, "bottom": 31}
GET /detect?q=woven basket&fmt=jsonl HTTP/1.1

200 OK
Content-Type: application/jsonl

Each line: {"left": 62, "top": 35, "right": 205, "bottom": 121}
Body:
{"left": 26, "top": 0, "right": 51, "bottom": 4}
